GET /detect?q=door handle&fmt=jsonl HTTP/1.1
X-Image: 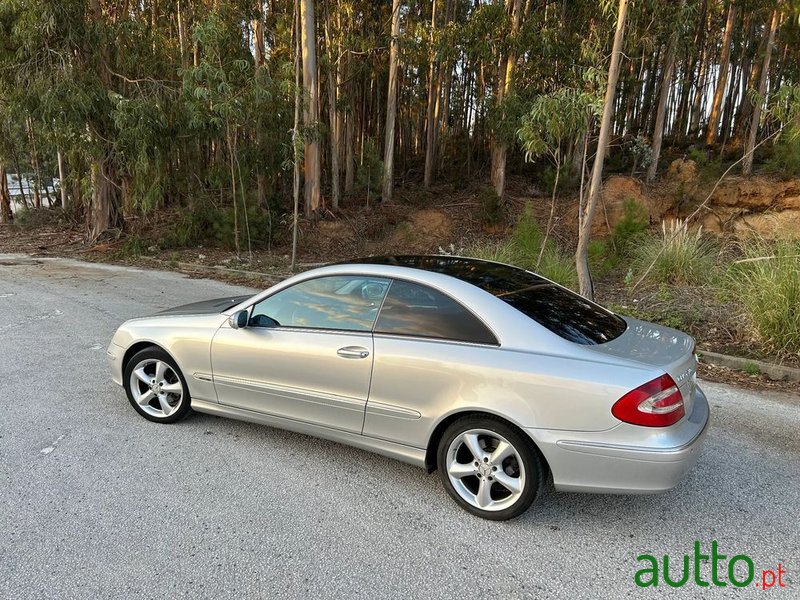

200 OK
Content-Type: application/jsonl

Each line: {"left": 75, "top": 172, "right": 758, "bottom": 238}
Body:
{"left": 337, "top": 346, "right": 370, "bottom": 359}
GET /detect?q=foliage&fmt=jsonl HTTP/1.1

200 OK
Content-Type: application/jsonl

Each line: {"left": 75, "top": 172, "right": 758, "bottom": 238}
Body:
{"left": 466, "top": 203, "right": 577, "bottom": 290}
{"left": 609, "top": 198, "right": 649, "bottom": 257}
{"left": 475, "top": 186, "right": 504, "bottom": 225}
{"left": 629, "top": 135, "right": 654, "bottom": 173}
{"left": 164, "top": 200, "right": 276, "bottom": 250}
{"left": 632, "top": 219, "right": 717, "bottom": 285}
{"left": 726, "top": 238, "right": 800, "bottom": 354}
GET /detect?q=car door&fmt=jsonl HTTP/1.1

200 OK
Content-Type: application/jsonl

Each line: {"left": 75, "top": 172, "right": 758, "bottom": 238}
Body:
{"left": 210, "top": 275, "right": 391, "bottom": 433}
{"left": 364, "top": 279, "right": 501, "bottom": 447}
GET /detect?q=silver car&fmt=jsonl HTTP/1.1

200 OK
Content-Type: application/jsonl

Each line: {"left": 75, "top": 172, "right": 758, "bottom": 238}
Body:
{"left": 108, "top": 256, "right": 709, "bottom": 520}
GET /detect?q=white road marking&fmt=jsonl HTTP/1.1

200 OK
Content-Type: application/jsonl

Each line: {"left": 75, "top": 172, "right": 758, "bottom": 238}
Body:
{"left": 40, "top": 434, "right": 66, "bottom": 456}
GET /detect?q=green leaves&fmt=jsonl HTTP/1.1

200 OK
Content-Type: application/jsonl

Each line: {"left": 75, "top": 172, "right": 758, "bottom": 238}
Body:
{"left": 517, "top": 88, "right": 600, "bottom": 163}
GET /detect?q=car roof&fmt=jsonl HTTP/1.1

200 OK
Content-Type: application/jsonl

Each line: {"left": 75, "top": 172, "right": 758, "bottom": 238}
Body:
{"left": 338, "top": 255, "right": 550, "bottom": 292}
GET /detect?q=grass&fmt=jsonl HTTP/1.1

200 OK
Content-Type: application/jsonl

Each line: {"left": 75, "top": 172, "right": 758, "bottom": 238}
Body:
{"left": 464, "top": 203, "right": 578, "bottom": 290}
{"left": 631, "top": 219, "right": 717, "bottom": 285}
{"left": 742, "top": 362, "right": 761, "bottom": 376}
{"left": 726, "top": 238, "right": 800, "bottom": 354}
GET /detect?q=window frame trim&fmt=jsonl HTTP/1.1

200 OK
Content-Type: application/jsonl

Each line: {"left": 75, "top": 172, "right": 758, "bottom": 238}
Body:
{"left": 242, "top": 273, "right": 501, "bottom": 346}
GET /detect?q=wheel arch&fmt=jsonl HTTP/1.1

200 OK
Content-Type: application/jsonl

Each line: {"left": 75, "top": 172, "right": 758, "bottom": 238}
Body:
{"left": 424, "top": 410, "right": 550, "bottom": 477}
{"left": 122, "top": 340, "right": 183, "bottom": 379}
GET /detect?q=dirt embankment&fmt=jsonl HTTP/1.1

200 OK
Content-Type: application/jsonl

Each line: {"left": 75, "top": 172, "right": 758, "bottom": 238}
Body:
{"left": 594, "top": 160, "right": 800, "bottom": 238}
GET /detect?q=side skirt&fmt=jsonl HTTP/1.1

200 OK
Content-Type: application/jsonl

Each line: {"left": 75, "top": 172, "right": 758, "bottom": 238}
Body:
{"left": 191, "top": 399, "right": 427, "bottom": 469}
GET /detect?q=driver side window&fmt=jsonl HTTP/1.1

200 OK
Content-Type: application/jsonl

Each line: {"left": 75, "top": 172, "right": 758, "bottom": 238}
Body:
{"left": 249, "top": 275, "right": 390, "bottom": 332}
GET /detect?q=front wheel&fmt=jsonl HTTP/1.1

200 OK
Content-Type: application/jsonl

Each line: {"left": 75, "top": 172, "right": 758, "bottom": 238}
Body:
{"left": 437, "top": 416, "right": 544, "bottom": 520}
{"left": 123, "top": 347, "right": 191, "bottom": 424}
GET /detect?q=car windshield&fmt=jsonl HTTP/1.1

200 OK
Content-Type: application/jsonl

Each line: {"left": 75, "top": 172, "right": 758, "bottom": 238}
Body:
{"left": 355, "top": 256, "right": 627, "bottom": 345}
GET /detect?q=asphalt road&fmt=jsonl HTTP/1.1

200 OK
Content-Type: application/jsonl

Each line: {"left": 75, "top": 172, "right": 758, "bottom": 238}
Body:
{"left": 1, "top": 255, "right": 798, "bottom": 599}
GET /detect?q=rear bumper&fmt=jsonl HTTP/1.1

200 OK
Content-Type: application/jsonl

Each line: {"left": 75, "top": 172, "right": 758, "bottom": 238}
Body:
{"left": 528, "top": 384, "right": 710, "bottom": 494}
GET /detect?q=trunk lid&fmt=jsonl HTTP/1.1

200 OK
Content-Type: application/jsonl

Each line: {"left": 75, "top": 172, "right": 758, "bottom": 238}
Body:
{"left": 587, "top": 317, "right": 698, "bottom": 416}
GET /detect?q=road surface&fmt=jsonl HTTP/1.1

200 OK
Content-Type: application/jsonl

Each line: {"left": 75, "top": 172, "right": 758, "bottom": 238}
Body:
{"left": 1, "top": 255, "right": 797, "bottom": 598}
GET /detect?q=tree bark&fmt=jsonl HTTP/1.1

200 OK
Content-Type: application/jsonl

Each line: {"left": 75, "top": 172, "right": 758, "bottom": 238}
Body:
{"left": 300, "top": 0, "right": 321, "bottom": 217}
{"left": 0, "top": 163, "right": 13, "bottom": 223}
{"left": 423, "top": 0, "right": 440, "bottom": 188}
{"left": 490, "top": 0, "right": 522, "bottom": 201}
{"left": 291, "top": 0, "right": 302, "bottom": 270}
{"left": 324, "top": 0, "right": 340, "bottom": 209}
{"left": 382, "top": 0, "right": 402, "bottom": 204}
{"left": 576, "top": 0, "right": 628, "bottom": 300}
{"left": 57, "top": 150, "right": 68, "bottom": 209}
{"left": 89, "top": 157, "right": 120, "bottom": 241}
{"left": 705, "top": 3, "right": 736, "bottom": 145}
{"left": 742, "top": 9, "right": 779, "bottom": 176}
{"left": 647, "top": 30, "right": 678, "bottom": 183}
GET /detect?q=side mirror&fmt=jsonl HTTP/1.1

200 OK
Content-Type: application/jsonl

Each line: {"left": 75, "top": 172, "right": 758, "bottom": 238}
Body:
{"left": 229, "top": 309, "right": 249, "bottom": 330}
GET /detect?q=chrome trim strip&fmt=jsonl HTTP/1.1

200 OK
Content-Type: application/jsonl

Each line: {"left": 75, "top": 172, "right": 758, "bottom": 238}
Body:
{"left": 365, "top": 401, "right": 422, "bottom": 420}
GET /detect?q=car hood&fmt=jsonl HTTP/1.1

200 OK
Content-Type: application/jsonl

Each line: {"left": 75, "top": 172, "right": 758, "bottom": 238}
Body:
{"left": 157, "top": 295, "right": 253, "bottom": 316}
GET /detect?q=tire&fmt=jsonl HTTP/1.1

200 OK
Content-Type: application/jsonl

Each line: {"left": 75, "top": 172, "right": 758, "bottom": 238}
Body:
{"left": 123, "top": 346, "right": 192, "bottom": 424}
{"left": 436, "top": 415, "right": 544, "bottom": 521}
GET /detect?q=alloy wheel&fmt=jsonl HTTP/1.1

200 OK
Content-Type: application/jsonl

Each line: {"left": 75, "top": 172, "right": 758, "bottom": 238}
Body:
{"left": 128, "top": 358, "right": 184, "bottom": 419}
{"left": 445, "top": 428, "right": 526, "bottom": 512}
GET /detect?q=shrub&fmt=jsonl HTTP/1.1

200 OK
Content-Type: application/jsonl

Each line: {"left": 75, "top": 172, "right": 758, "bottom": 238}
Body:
{"left": 610, "top": 198, "right": 649, "bottom": 257}
{"left": 632, "top": 219, "right": 717, "bottom": 285}
{"left": 464, "top": 203, "right": 578, "bottom": 290}
{"left": 164, "top": 200, "right": 276, "bottom": 250}
{"left": 727, "top": 238, "right": 800, "bottom": 354}
{"left": 475, "top": 186, "right": 503, "bottom": 225}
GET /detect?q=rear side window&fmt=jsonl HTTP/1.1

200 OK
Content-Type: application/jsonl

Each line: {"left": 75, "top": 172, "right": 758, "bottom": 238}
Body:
{"left": 375, "top": 280, "right": 498, "bottom": 345}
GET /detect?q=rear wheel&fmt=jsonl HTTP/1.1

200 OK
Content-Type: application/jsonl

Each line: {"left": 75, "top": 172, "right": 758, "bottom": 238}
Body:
{"left": 123, "top": 347, "right": 191, "bottom": 424}
{"left": 437, "top": 416, "right": 543, "bottom": 520}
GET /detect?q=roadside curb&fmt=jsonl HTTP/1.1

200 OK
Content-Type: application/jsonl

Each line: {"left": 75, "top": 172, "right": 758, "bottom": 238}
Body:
{"left": 700, "top": 350, "right": 800, "bottom": 382}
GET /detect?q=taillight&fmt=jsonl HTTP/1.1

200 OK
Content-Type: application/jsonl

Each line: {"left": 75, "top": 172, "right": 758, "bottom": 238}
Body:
{"left": 612, "top": 374, "right": 684, "bottom": 427}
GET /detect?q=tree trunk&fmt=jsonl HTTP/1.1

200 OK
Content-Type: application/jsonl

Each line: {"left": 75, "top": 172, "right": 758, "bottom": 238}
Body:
{"left": 324, "top": 0, "right": 340, "bottom": 209}
{"left": 300, "top": 0, "right": 321, "bottom": 217}
{"left": 689, "top": 41, "right": 708, "bottom": 138}
{"left": 576, "top": 0, "right": 628, "bottom": 300}
{"left": 382, "top": 0, "right": 402, "bottom": 204}
{"left": 291, "top": 0, "right": 302, "bottom": 270}
{"left": 647, "top": 30, "right": 678, "bottom": 183}
{"left": 0, "top": 163, "right": 13, "bottom": 223}
{"left": 89, "top": 157, "right": 120, "bottom": 241}
{"left": 344, "top": 111, "right": 355, "bottom": 194}
{"left": 705, "top": 3, "right": 735, "bottom": 146}
{"left": 57, "top": 150, "right": 68, "bottom": 209}
{"left": 423, "top": 0, "right": 440, "bottom": 188}
{"left": 742, "top": 9, "right": 779, "bottom": 176}
{"left": 490, "top": 0, "right": 522, "bottom": 200}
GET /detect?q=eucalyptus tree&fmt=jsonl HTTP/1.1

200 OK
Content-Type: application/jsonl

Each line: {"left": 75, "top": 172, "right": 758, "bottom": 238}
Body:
{"left": 577, "top": 0, "right": 629, "bottom": 300}
{"left": 518, "top": 87, "right": 602, "bottom": 266}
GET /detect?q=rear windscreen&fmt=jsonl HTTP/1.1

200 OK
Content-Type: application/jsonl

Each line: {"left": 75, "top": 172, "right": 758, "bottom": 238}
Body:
{"left": 497, "top": 283, "right": 627, "bottom": 344}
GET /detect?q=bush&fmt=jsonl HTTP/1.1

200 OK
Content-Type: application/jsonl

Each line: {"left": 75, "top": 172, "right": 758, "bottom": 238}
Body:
{"left": 475, "top": 186, "right": 503, "bottom": 225}
{"left": 164, "top": 200, "right": 276, "bottom": 250}
{"left": 610, "top": 198, "right": 649, "bottom": 257}
{"left": 764, "top": 133, "right": 800, "bottom": 178}
{"left": 631, "top": 219, "right": 717, "bottom": 285}
{"left": 727, "top": 239, "right": 800, "bottom": 354}
{"left": 464, "top": 203, "right": 578, "bottom": 290}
